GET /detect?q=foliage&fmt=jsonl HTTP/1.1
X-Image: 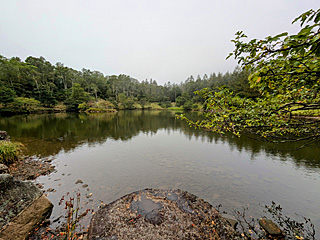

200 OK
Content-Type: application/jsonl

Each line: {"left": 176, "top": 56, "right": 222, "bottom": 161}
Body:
{"left": 159, "top": 100, "right": 172, "bottom": 108}
{"left": 176, "top": 92, "right": 191, "bottom": 107}
{"left": 53, "top": 102, "right": 67, "bottom": 112}
{"left": 0, "top": 86, "right": 16, "bottom": 104}
{"left": 0, "top": 141, "right": 24, "bottom": 165}
{"left": 65, "top": 84, "right": 91, "bottom": 111}
{"left": 78, "top": 99, "right": 116, "bottom": 112}
{"left": 117, "top": 93, "right": 137, "bottom": 110}
{"left": 139, "top": 98, "right": 149, "bottom": 109}
{"left": 182, "top": 100, "right": 193, "bottom": 111}
{"left": 94, "top": 99, "right": 115, "bottom": 109}
{"left": 147, "top": 102, "right": 164, "bottom": 110}
{"left": 180, "top": 9, "right": 320, "bottom": 145}
{"left": 8, "top": 97, "right": 41, "bottom": 113}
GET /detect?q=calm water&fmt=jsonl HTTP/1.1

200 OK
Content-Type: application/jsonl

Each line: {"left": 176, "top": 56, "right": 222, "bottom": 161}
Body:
{"left": 1, "top": 111, "right": 320, "bottom": 234}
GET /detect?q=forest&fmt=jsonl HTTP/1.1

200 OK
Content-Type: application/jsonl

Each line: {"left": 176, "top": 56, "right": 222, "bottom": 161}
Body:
{"left": 0, "top": 54, "right": 258, "bottom": 113}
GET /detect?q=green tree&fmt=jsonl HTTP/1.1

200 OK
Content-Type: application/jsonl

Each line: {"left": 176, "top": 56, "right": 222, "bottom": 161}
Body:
{"left": 65, "top": 83, "right": 91, "bottom": 111}
{"left": 176, "top": 92, "right": 191, "bottom": 107}
{"left": 0, "top": 86, "right": 16, "bottom": 104}
{"left": 180, "top": 9, "right": 320, "bottom": 145}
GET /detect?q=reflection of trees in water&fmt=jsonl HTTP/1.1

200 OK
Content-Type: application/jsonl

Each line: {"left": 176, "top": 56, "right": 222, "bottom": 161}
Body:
{"left": 0, "top": 111, "right": 319, "bottom": 169}
{"left": 172, "top": 113, "right": 320, "bottom": 170}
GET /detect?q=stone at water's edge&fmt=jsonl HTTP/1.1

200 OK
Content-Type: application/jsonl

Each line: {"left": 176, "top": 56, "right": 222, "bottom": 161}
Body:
{"left": 88, "top": 188, "right": 237, "bottom": 240}
{"left": 259, "top": 218, "right": 283, "bottom": 236}
{"left": 0, "top": 174, "right": 53, "bottom": 240}
{"left": 0, "top": 131, "right": 9, "bottom": 141}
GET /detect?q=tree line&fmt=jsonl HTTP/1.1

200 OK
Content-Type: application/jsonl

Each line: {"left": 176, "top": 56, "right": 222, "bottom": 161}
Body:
{"left": 0, "top": 55, "right": 258, "bottom": 112}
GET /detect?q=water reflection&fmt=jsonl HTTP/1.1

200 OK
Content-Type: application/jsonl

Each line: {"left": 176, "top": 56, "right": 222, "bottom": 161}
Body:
{"left": 1, "top": 111, "right": 319, "bottom": 170}
{"left": 1, "top": 111, "right": 319, "bottom": 235}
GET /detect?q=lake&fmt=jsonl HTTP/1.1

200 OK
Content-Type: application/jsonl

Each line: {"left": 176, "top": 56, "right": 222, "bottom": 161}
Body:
{"left": 1, "top": 111, "right": 319, "bottom": 234}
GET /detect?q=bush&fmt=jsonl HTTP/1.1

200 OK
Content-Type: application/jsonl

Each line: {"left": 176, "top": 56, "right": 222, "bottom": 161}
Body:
{"left": 183, "top": 101, "right": 193, "bottom": 111}
{"left": 147, "top": 103, "right": 163, "bottom": 110}
{"left": 159, "top": 101, "right": 172, "bottom": 108}
{"left": 8, "top": 97, "right": 41, "bottom": 112}
{"left": 53, "top": 102, "right": 67, "bottom": 112}
{"left": 0, "top": 141, "right": 24, "bottom": 165}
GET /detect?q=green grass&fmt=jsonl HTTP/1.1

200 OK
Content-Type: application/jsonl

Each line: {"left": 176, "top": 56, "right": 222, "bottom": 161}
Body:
{"left": 0, "top": 141, "right": 24, "bottom": 165}
{"left": 167, "top": 107, "right": 184, "bottom": 110}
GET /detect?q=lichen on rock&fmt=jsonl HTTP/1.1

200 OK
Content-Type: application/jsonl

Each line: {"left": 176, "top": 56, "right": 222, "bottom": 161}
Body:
{"left": 0, "top": 174, "right": 53, "bottom": 240}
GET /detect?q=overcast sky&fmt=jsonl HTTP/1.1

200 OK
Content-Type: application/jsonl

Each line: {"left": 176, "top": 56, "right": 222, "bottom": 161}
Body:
{"left": 0, "top": 0, "right": 319, "bottom": 85}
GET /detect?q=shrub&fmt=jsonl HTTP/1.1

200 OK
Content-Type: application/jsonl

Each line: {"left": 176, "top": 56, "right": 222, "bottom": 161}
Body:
{"left": 0, "top": 141, "right": 24, "bottom": 165}
{"left": 183, "top": 101, "right": 193, "bottom": 111}
{"left": 148, "top": 103, "right": 163, "bottom": 110}
{"left": 53, "top": 102, "right": 67, "bottom": 112}
{"left": 9, "top": 97, "right": 41, "bottom": 112}
{"left": 159, "top": 101, "right": 172, "bottom": 108}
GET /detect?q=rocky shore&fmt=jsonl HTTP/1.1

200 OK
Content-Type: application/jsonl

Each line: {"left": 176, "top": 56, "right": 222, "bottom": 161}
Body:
{"left": 0, "top": 153, "right": 56, "bottom": 240}
{"left": 7, "top": 156, "right": 56, "bottom": 181}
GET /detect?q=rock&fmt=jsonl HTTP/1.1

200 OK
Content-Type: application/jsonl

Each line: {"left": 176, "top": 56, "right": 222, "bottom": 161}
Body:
{"left": 259, "top": 218, "right": 282, "bottom": 236}
{"left": 75, "top": 179, "right": 83, "bottom": 184}
{"left": 82, "top": 184, "right": 88, "bottom": 188}
{"left": 0, "top": 174, "right": 14, "bottom": 190}
{"left": 0, "top": 131, "right": 9, "bottom": 141}
{"left": 0, "top": 194, "right": 53, "bottom": 240}
{"left": 86, "top": 193, "right": 93, "bottom": 198}
{"left": 88, "top": 188, "right": 236, "bottom": 240}
{"left": 0, "top": 164, "right": 9, "bottom": 174}
{"left": 221, "top": 213, "right": 238, "bottom": 229}
{"left": 224, "top": 217, "right": 238, "bottom": 229}
{"left": 0, "top": 174, "right": 53, "bottom": 240}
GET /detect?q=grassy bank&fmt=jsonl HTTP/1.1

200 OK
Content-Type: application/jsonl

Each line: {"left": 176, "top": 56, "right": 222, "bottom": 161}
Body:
{"left": 0, "top": 141, "right": 24, "bottom": 165}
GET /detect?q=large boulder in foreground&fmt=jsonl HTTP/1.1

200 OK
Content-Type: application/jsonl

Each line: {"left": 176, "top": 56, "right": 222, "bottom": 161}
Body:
{"left": 0, "top": 174, "right": 53, "bottom": 240}
{"left": 88, "top": 188, "right": 237, "bottom": 240}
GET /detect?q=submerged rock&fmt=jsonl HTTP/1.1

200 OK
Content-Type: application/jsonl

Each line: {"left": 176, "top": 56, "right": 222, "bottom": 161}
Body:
{"left": 0, "top": 174, "right": 53, "bottom": 240}
{"left": 259, "top": 218, "right": 283, "bottom": 237}
{"left": 88, "top": 188, "right": 238, "bottom": 240}
{"left": 75, "top": 179, "right": 83, "bottom": 184}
